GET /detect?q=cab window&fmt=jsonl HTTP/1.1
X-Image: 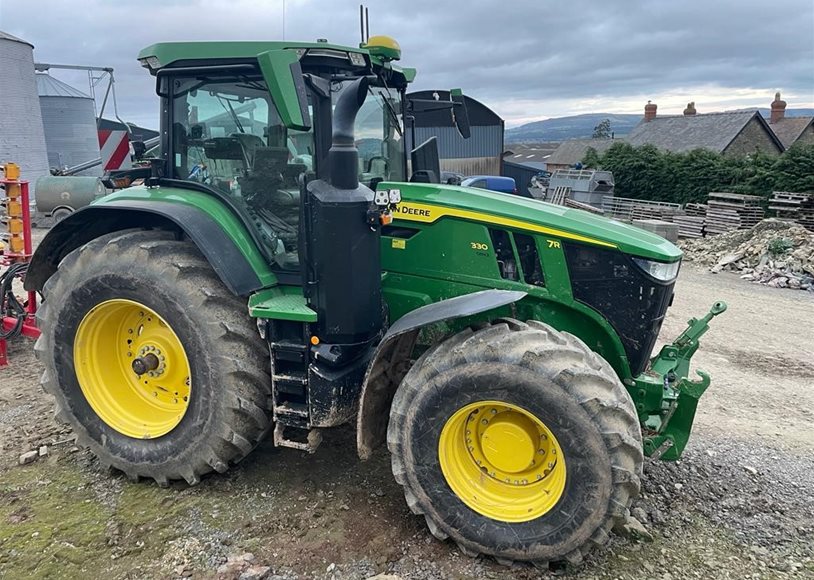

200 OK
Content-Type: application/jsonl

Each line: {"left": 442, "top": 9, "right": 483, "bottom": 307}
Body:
{"left": 170, "top": 74, "right": 314, "bottom": 271}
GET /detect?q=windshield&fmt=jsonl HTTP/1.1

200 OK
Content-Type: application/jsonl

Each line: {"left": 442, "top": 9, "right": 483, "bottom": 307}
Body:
{"left": 331, "top": 81, "right": 406, "bottom": 187}
{"left": 170, "top": 74, "right": 314, "bottom": 271}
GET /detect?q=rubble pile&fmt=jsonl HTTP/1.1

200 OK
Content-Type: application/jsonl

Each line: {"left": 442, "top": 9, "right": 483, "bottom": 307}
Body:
{"left": 679, "top": 219, "right": 814, "bottom": 290}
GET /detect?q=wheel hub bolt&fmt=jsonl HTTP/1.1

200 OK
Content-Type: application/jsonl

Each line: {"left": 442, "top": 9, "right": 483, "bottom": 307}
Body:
{"left": 132, "top": 353, "right": 160, "bottom": 376}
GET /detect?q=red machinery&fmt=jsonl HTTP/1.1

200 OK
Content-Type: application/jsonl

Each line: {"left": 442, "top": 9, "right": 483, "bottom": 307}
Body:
{"left": 1, "top": 162, "right": 40, "bottom": 366}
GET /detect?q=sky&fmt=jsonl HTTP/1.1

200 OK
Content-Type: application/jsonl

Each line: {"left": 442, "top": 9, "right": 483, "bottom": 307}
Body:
{"left": 1, "top": 0, "right": 812, "bottom": 129}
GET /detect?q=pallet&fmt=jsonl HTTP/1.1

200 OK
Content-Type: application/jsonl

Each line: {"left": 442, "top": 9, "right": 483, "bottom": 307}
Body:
{"left": 674, "top": 215, "right": 705, "bottom": 238}
{"left": 705, "top": 193, "right": 765, "bottom": 235}
{"left": 601, "top": 196, "right": 681, "bottom": 223}
{"left": 564, "top": 198, "right": 602, "bottom": 214}
{"left": 769, "top": 191, "right": 814, "bottom": 232}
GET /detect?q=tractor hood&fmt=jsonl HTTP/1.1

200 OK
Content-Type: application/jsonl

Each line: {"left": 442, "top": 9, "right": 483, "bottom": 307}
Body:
{"left": 381, "top": 182, "right": 682, "bottom": 262}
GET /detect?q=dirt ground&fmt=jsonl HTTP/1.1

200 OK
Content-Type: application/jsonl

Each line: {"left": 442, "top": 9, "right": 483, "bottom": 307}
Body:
{"left": 1, "top": 253, "right": 813, "bottom": 579}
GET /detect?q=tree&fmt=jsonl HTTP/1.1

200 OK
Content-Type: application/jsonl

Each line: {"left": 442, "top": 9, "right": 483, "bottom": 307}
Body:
{"left": 580, "top": 143, "right": 814, "bottom": 204}
{"left": 592, "top": 119, "right": 612, "bottom": 139}
{"left": 771, "top": 144, "right": 814, "bottom": 193}
{"left": 582, "top": 147, "right": 602, "bottom": 169}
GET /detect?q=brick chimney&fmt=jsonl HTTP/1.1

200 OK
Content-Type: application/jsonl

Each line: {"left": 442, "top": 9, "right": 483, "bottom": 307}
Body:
{"left": 644, "top": 100, "right": 657, "bottom": 122}
{"left": 683, "top": 101, "right": 697, "bottom": 116}
{"left": 770, "top": 92, "right": 786, "bottom": 123}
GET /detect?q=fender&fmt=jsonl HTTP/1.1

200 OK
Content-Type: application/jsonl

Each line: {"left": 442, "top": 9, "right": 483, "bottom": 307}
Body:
{"left": 25, "top": 200, "right": 274, "bottom": 296}
{"left": 356, "top": 289, "right": 526, "bottom": 460}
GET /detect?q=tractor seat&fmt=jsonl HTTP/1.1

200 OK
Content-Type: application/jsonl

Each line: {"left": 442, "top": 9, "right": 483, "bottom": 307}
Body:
{"left": 231, "top": 133, "right": 266, "bottom": 167}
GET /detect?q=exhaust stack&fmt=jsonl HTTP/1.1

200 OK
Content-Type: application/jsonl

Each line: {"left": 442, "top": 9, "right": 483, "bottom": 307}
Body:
{"left": 329, "top": 77, "right": 368, "bottom": 190}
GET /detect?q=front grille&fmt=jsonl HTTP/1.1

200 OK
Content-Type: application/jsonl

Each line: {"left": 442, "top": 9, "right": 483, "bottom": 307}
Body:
{"left": 563, "top": 243, "right": 675, "bottom": 376}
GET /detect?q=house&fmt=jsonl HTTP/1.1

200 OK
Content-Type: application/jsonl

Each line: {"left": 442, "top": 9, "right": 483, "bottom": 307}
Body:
{"left": 626, "top": 102, "right": 784, "bottom": 156}
{"left": 544, "top": 138, "right": 618, "bottom": 172}
{"left": 767, "top": 92, "right": 814, "bottom": 149}
{"left": 501, "top": 142, "right": 560, "bottom": 171}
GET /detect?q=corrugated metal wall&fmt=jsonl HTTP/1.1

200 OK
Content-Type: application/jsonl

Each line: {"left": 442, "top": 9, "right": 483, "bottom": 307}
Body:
{"left": 406, "top": 125, "right": 503, "bottom": 159}
{"left": 441, "top": 157, "right": 501, "bottom": 176}
{"left": 40, "top": 96, "right": 102, "bottom": 176}
{"left": 0, "top": 33, "right": 50, "bottom": 192}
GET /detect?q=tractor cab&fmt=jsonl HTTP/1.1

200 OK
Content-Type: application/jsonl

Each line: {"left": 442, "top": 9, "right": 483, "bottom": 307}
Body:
{"left": 138, "top": 38, "right": 437, "bottom": 273}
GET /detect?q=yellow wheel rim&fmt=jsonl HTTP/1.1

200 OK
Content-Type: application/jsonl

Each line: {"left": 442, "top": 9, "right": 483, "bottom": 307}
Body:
{"left": 438, "top": 401, "right": 566, "bottom": 522}
{"left": 73, "top": 299, "right": 192, "bottom": 439}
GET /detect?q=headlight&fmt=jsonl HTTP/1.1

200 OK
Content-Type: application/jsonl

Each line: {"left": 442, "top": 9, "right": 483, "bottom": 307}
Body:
{"left": 138, "top": 56, "right": 161, "bottom": 70}
{"left": 348, "top": 52, "right": 367, "bottom": 67}
{"left": 632, "top": 257, "right": 680, "bottom": 281}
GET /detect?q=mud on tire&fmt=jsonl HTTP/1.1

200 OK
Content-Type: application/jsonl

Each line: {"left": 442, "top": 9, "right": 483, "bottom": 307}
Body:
{"left": 387, "top": 318, "right": 643, "bottom": 565}
{"left": 35, "top": 230, "right": 273, "bottom": 486}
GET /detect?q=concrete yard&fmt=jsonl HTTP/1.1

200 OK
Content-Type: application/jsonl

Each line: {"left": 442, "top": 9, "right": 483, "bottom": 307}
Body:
{"left": 1, "top": 263, "right": 813, "bottom": 579}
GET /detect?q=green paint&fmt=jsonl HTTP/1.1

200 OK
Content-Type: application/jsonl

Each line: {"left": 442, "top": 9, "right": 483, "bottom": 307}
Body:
{"left": 381, "top": 181, "right": 683, "bottom": 261}
{"left": 401, "top": 67, "right": 417, "bottom": 83}
{"left": 639, "top": 301, "right": 728, "bottom": 460}
{"left": 257, "top": 50, "right": 310, "bottom": 131}
{"left": 249, "top": 286, "right": 317, "bottom": 321}
{"left": 137, "top": 40, "right": 414, "bottom": 87}
{"left": 139, "top": 40, "right": 363, "bottom": 68}
{"left": 91, "top": 185, "right": 277, "bottom": 288}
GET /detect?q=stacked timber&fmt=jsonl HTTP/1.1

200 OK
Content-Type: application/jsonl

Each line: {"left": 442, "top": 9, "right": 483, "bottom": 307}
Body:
{"left": 705, "top": 192, "right": 764, "bottom": 236}
{"left": 769, "top": 192, "right": 814, "bottom": 232}
{"left": 685, "top": 203, "right": 708, "bottom": 218}
{"left": 564, "top": 198, "right": 603, "bottom": 214}
{"left": 601, "top": 196, "right": 681, "bottom": 223}
{"left": 674, "top": 214, "right": 705, "bottom": 238}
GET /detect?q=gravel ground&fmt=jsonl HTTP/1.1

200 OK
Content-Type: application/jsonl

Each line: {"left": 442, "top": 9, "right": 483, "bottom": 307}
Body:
{"left": 1, "top": 257, "right": 812, "bottom": 579}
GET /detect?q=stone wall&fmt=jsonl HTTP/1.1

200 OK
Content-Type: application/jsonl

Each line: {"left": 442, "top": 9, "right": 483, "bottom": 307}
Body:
{"left": 724, "top": 117, "right": 782, "bottom": 157}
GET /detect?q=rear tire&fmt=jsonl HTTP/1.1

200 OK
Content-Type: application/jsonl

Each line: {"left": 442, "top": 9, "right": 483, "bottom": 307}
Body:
{"left": 35, "top": 230, "right": 273, "bottom": 486}
{"left": 387, "top": 318, "right": 643, "bottom": 565}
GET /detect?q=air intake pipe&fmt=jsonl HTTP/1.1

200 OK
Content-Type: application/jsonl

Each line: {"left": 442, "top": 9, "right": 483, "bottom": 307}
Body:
{"left": 304, "top": 76, "right": 383, "bottom": 354}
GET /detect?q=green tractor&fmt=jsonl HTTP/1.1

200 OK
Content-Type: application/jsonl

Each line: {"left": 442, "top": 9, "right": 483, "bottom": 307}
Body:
{"left": 26, "top": 35, "right": 725, "bottom": 565}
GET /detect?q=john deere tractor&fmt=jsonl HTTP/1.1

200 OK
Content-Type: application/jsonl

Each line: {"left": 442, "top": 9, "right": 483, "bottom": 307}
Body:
{"left": 26, "top": 36, "right": 725, "bottom": 565}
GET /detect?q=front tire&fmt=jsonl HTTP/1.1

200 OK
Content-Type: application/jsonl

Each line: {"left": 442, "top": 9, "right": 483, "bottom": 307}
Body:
{"left": 35, "top": 230, "right": 273, "bottom": 486}
{"left": 387, "top": 318, "right": 643, "bottom": 565}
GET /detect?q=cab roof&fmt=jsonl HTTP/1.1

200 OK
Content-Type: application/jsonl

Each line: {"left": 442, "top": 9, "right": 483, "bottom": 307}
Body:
{"left": 137, "top": 40, "right": 416, "bottom": 84}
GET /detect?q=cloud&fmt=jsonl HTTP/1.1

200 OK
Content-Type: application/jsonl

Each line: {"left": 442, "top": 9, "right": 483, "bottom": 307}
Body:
{"left": 1, "top": 0, "right": 811, "bottom": 128}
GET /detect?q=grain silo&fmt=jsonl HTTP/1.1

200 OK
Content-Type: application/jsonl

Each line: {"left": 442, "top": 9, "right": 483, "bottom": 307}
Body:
{"left": 36, "top": 74, "right": 102, "bottom": 176}
{"left": 0, "top": 30, "right": 50, "bottom": 191}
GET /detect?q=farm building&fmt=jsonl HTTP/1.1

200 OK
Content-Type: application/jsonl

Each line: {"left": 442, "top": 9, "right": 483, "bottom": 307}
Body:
{"left": 406, "top": 90, "right": 503, "bottom": 176}
{"left": 544, "top": 138, "right": 618, "bottom": 172}
{"left": 502, "top": 142, "right": 560, "bottom": 171}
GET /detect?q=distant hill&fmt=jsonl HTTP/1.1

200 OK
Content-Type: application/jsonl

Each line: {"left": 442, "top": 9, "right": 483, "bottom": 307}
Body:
{"left": 755, "top": 107, "right": 814, "bottom": 118}
{"left": 505, "top": 109, "right": 814, "bottom": 143}
{"left": 505, "top": 113, "right": 640, "bottom": 143}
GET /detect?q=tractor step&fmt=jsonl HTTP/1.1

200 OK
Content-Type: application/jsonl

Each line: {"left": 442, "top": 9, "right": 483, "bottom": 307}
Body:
{"left": 266, "top": 318, "right": 321, "bottom": 451}
{"left": 273, "top": 374, "right": 309, "bottom": 386}
{"left": 273, "top": 423, "right": 322, "bottom": 453}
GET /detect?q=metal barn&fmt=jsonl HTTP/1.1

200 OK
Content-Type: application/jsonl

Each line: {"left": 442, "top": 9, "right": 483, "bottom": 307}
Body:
{"left": 406, "top": 90, "right": 504, "bottom": 176}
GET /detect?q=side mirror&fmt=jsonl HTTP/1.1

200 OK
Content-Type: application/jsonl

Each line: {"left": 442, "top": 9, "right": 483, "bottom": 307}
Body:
{"left": 257, "top": 49, "right": 312, "bottom": 132}
{"left": 450, "top": 88, "right": 471, "bottom": 139}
